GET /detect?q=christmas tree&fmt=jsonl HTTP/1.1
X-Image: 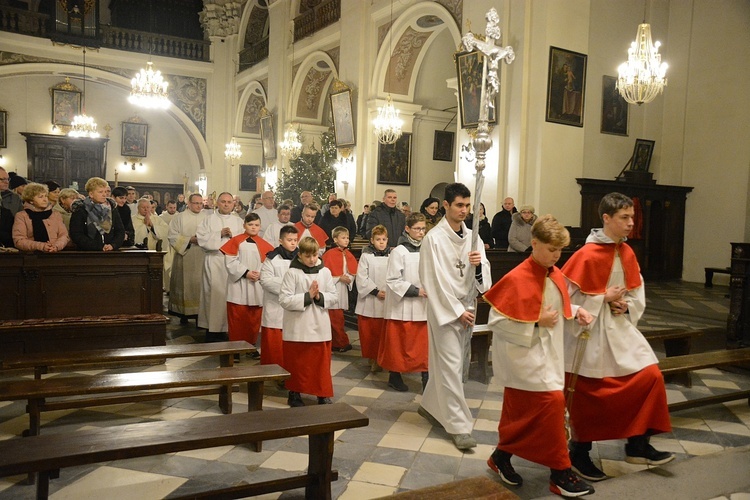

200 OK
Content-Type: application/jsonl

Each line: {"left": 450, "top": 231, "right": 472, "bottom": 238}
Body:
{"left": 274, "top": 130, "right": 337, "bottom": 205}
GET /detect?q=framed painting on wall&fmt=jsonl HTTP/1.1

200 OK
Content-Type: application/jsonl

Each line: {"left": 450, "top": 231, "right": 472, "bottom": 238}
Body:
{"left": 51, "top": 88, "right": 81, "bottom": 127}
{"left": 330, "top": 85, "right": 355, "bottom": 147}
{"left": 239, "top": 164, "right": 262, "bottom": 192}
{"left": 433, "top": 130, "right": 454, "bottom": 161}
{"left": 631, "top": 139, "right": 655, "bottom": 172}
{"left": 601, "top": 75, "right": 628, "bottom": 136}
{"left": 377, "top": 132, "right": 411, "bottom": 185}
{"left": 455, "top": 50, "right": 497, "bottom": 129}
{"left": 260, "top": 112, "right": 276, "bottom": 160}
{"left": 121, "top": 121, "right": 148, "bottom": 157}
{"left": 545, "top": 46, "right": 587, "bottom": 127}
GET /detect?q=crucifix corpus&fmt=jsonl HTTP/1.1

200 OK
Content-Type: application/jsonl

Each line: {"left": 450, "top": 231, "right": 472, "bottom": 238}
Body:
{"left": 458, "top": 8, "right": 514, "bottom": 380}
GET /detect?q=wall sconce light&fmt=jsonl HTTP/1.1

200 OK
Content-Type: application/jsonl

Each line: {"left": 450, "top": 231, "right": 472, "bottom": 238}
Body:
{"left": 123, "top": 158, "right": 144, "bottom": 171}
{"left": 0, "top": 155, "right": 5, "bottom": 167}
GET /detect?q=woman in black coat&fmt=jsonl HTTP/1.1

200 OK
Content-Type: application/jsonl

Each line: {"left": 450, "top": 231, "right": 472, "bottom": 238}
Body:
{"left": 69, "top": 177, "right": 125, "bottom": 251}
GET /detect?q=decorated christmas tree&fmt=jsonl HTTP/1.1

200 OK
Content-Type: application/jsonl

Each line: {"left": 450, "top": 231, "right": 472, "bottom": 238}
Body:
{"left": 274, "top": 130, "right": 337, "bottom": 205}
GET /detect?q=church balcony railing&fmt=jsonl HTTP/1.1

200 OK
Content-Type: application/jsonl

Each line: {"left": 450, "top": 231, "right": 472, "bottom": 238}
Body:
{"left": 293, "top": 0, "right": 340, "bottom": 42}
{"left": 0, "top": 5, "right": 49, "bottom": 37}
{"left": 100, "top": 26, "right": 209, "bottom": 62}
{"left": 239, "top": 36, "right": 269, "bottom": 72}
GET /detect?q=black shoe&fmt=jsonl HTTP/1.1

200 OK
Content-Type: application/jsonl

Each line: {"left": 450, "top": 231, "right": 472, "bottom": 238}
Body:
{"left": 624, "top": 443, "right": 675, "bottom": 465}
{"left": 421, "top": 371, "right": 429, "bottom": 392}
{"left": 333, "top": 344, "right": 353, "bottom": 353}
{"left": 233, "top": 354, "right": 241, "bottom": 362}
{"left": 549, "top": 468, "right": 594, "bottom": 497}
{"left": 570, "top": 451, "right": 607, "bottom": 482}
{"left": 317, "top": 397, "right": 332, "bottom": 404}
{"left": 487, "top": 450, "right": 523, "bottom": 486}
{"left": 388, "top": 372, "right": 408, "bottom": 392}
{"left": 249, "top": 351, "right": 261, "bottom": 360}
{"left": 287, "top": 391, "right": 304, "bottom": 408}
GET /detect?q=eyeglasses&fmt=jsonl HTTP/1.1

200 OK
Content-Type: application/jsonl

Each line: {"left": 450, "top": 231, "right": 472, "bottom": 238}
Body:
{"left": 410, "top": 227, "right": 426, "bottom": 232}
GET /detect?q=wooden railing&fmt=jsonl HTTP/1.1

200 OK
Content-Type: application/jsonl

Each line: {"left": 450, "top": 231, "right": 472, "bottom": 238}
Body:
{"left": 293, "top": 0, "right": 340, "bottom": 42}
{"left": 239, "top": 36, "right": 269, "bottom": 71}
{"left": 100, "top": 26, "right": 210, "bottom": 62}
{"left": 0, "top": 5, "right": 48, "bottom": 37}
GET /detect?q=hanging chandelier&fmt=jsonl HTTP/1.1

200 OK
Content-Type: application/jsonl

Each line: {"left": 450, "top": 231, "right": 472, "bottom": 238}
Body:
{"left": 373, "top": 0, "right": 402, "bottom": 144}
{"left": 280, "top": 124, "right": 302, "bottom": 159}
{"left": 69, "top": 47, "right": 99, "bottom": 139}
{"left": 224, "top": 139, "right": 242, "bottom": 161}
{"left": 129, "top": 61, "right": 170, "bottom": 109}
{"left": 617, "top": 18, "right": 668, "bottom": 105}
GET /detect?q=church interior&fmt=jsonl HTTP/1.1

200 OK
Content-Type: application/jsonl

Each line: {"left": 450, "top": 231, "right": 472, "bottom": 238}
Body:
{"left": 1, "top": 0, "right": 750, "bottom": 498}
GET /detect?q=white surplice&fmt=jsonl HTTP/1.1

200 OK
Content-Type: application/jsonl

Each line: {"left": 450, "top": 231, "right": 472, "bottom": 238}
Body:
{"left": 384, "top": 245, "right": 426, "bottom": 321}
{"left": 133, "top": 213, "right": 172, "bottom": 291}
{"left": 167, "top": 209, "right": 206, "bottom": 317}
{"left": 279, "top": 263, "right": 338, "bottom": 342}
{"left": 253, "top": 206, "right": 277, "bottom": 235}
{"left": 196, "top": 211, "right": 244, "bottom": 332}
{"left": 261, "top": 220, "right": 294, "bottom": 248}
{"left": 259, "top": 254, "right": 293, "bottom": 329}
{"left": 419, "top": 217, "right": 491, "bottom": 435}
{"left": 225, "top": 240, "right": 264, "bottom": 306}
{"left": 355, "top": 252, "right": 388, "bottom": 318}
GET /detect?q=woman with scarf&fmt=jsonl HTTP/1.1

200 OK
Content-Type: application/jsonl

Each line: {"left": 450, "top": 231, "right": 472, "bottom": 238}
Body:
{"left": 70, "top": 177, "right": 125, "bottom": 251}
{"left": 419, "top": 197, "right": 442, "bottom": 233}
{"left": 12, "top": 182, "right": 69, "bottom": 252}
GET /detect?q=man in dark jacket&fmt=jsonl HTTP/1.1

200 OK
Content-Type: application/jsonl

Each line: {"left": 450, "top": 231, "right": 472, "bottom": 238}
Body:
{"left": 290, "top": 190, "right": 321, "bottom": 225}
{"left": 366, "top": 189, "right": 405, "bottom": 249}
{"left": 491, "top": 197, "right": 517, "bottom": 249}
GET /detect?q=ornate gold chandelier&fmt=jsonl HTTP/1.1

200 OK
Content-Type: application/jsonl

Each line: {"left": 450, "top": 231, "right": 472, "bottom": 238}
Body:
{"left": 224, "top": 139, "right": 242, "bottom": 162}
{"left": 129, "top": 61, "right": 170, "bottom": 109}
{"left": 373, "top": 0, "right": 402, "bottom": 145}
{"left": 617, "top": 19, "right": 668, "bottom": 105}
{"left": 279, "top": 124, "right": 302, "bottom": 159}
{"left": 69, "top": 47, "right": 99, "bottom": 139}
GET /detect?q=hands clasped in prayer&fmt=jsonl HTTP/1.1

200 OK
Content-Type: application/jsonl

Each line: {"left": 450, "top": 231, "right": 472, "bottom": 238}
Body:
{"left": 309, "top": 280, "right": 320, "bottom": 301}
{"left": 605, "top": 285, "right": 628, "bottom": 315}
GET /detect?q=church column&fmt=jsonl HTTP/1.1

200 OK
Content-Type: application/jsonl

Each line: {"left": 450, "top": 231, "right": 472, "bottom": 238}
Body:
{"left": 200, "top": 1, "right": 243, "bottom": 194}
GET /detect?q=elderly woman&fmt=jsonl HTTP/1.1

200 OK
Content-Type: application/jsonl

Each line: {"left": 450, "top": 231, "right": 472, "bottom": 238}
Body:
{"left": 69, "top": 177, "right": 125, "bottom": 251}
{"left": 52, "top": 187, "right": 79, "bottom": 230}
{"left": 419, "top": 197, "right": 442, "bottom": 233}
{"left": 12, "top": 182, "right": 69, "bottom": 252}
{"left": 508, "top": 205, "right": 537, "bottom": 252}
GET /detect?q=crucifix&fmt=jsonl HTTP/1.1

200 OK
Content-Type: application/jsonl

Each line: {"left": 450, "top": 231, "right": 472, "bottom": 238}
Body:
{"left": 456, "top": 259, "right": 466, "bottom": 277}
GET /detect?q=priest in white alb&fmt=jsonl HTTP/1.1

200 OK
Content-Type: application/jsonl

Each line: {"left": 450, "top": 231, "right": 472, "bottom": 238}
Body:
{"left": 196, "top": 192, "right": 245, "bottom": 342}
{"left": 168, "top": 193, "right": 206, "bottom": 324}
{"left": 418, "top": 183, "right": 491, "bottom": 451}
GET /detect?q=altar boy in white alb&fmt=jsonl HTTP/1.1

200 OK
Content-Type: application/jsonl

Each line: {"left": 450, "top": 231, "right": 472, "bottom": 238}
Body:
{"left": 418, "top": 183, "right": 491, "bottom": 451}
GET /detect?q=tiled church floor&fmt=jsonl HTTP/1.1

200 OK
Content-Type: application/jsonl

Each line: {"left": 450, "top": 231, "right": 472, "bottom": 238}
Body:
{"left": 1, "top": 282, "right": 749, "bottom": 499}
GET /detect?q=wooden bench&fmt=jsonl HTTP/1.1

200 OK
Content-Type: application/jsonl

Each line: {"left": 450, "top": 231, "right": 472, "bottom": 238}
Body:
{"left": 705, "top": 266, "right": 730, "bottom": 287}
{"left": 643, "top": 328, "right": 710, "bottom": 387}
{"left": 0, "top": 340, "right": 257, "bottom": 379}
{"left": 385, "top": 476, "right": 518, "bottom": 499}
{"left": 0, "top": 364, "right": 289, "bottom": 445}
{"left": 0, "top": 403, "right": 368, "bottom": 500}
{"left": 659, "top": 347, "right": 750, "bottom": 411}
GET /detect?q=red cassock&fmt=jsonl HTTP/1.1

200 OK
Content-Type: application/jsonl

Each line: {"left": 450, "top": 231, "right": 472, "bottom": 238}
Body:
{"left": 294, "top": 222, "right": 328, "bottom": 249}
{"left": 377, "top": 320, "right": 428, "bottom": 372}
{"left": 282, "top": 340, "right": 333, "bottom": 397}
{"left": 322, "top": 248, "right": 358, "bottom": 349}
{"left": 498, "top": 388, "right": 571, "bottom": 470}
{"left": 260, "top": 326, "right": 283, "bottom": 366}
{"left": 358, "top": 316, "right": 386, "bottom": 359}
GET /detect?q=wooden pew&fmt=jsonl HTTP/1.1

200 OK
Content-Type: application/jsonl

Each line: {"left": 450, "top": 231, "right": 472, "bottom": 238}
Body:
{"left": 0, "top": 340, "right": 257, "bottom": 378}
{"left": 0, "top": 364, "right": 289, "bottom": 444}
{"left": 0, "top": 403, "right": 368, "bottom": 500}
{"left": 704, "top": 266, "right": 730, "bottom": 287}
{"left": 659, "top": 347, "right": 750, "bottom": 411}
{"left": 643, "top": 328, "right": 709, "bottom": 387}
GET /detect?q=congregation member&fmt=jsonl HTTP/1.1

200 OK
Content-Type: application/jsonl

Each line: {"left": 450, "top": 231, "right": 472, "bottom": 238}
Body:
{"left": 168, "top": 193, "right": 206, "bottom": 324}
{"left": 253, "top": 190, "right": 277, "bottom": 235}
{"left": 0, "top": 167, "right": 23, "bottom": 215}
{"left": 9, "top": 172, "right": 27, "bottom": 197}
{"left": 366, "top": 188, "right": 405, "bottom": 249}
{"left": 294, "top": 203, "right": 327, "bottom": 254}
{"left": 233, "top": 195, "right": 247, "bottom": 219}
{"left": 400, "top": 202, "right": 411, "bottom": 218}
{"left": 196, "top": 192, "right": 244, "bottom": 342}
{"left": 319, "top": 199, "right": 356, "bottom": 248}
{"left": 0, "top": 204, "right": 13, "bottom": 247}
{"left": 356, "top": 204, "right": 370, "bottom": 238}
{"left": 418, "top": 183, "right": 491, "bottom": 451}
{"left": 12, "top": 182, "right": 69, "bottom": 252}
{"left": 53, "top": 188, "right": 79, "bottom": 230}
{"left": 355, "top": 224, "right": 390, "bottom": 372}
{"left": 44, "top": 181, "right": 61, "bottom": 208}
{"left": 562, "top": 192, "right": 673, "bottom": 481}
{"left": 484, "top": 215, "right": 595, "bottom": 497}
{"left": 175, "top": 193, "right": 187, "bottom": 212}
{"left": 321, "top": 226, "right": 356, "bottom": 352}
{"left": 419, "top": 197, "right": 442, "bottom": 233}
{"left": 259, "top": 225, "right": 300, "bottom": 367}
{"left": 69, "top": 177, "right": 125, "bottom": 251}
{"left": 477, "top": 203, "right": 493, "bottom": 250}
{"left": 491, "top": 197, "right": 517, "bottom": 249}
{"left": 319, "top": 193, "right": 337, "bottom": 216}
{"left": 279, "top": 236, "right": 338, "bottom": 407}
{"left": 221, "top": 212, "right": 274, "bottom": 352}
{"left": 290, "top": 190, "right": 321, "bottom": 225}
{"left": 508, "top": 205, "right": 537, "bottom": 252}
{"left": 111, "top": 187, "right": 135, "bottom": 247}
{"left": 126, "top": 186, "right": 138, "bottom": 216}
{"left": 262, "top": 204, "right": 294, "bottom": 248}
{"left": 378, "top": 213, "right": 429, "bottom": 393}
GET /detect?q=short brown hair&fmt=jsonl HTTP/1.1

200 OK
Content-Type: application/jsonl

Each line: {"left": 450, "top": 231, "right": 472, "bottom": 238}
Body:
{"left": 406, "top": 213, "right": 426, "bottom": 228}
{"left": 598, "top": 192, "right": 633, "bottom": 221}
{"left": 304, "top": 202, "right": 320, "bottom": 212}
{"left": 370, "top": 224, "right": 388, "bottom": 239}
{"left": 298, "top": 236, "right": 320, "bottom": 256}
{"left": 332, "top": 226, "right": 349, "bottom": 239}
{"left": 531, "top": 214, "right": 570, "bottom": 247}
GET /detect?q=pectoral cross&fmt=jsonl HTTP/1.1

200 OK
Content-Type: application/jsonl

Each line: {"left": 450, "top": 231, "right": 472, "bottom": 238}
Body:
{"left": 456, "top": 259, "right": 466, "bottom": 277}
